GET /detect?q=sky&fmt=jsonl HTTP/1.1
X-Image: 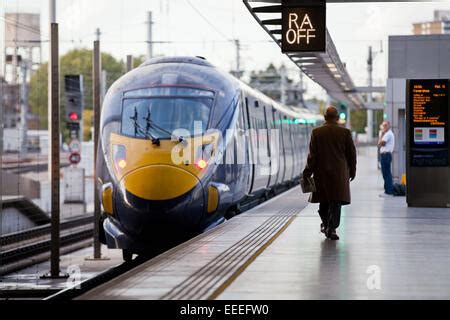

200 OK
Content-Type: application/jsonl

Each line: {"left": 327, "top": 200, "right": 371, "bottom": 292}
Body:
{"left": 2, "top": 0, "right": 450, "bottom": 100}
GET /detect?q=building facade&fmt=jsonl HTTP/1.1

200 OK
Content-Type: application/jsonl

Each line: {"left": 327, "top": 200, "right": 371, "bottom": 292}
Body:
{"left": 248, "top": 64, "right": 305, "bottom": 108}
{"left": 413, "top": 10, "right": 450, "bottom": 35}
{"left": 0, "top": 77, "right": 20, "bottom": 129}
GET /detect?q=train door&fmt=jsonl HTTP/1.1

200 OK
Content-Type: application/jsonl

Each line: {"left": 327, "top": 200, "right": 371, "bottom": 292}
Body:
{"left": 272, "top": 109, "right": 283, "bottom": 186}
{"left": 278, "top": 113, "right": 286, "bottom": 183}
{"left": 224, "top": 122, "right": 235, "bottom": 187}
{"left": 292, "top": 120, "right": 300, "bottom": 179}
{"left": 249, "top": 100, "right": 270, "bottom": 193}
{"left": 296, "top": 122, "right": 303, "bottom": 176}
{"left": 284, "top": 118, "right": 291, "bottom": 181}
{"left": 298, "top": 123, "right": 305, "bottom": 176}
{"left": 298, "top": 123, "right": 306, "bottom": 170}
{"left": 234, "top": 93, "right": 251, "bottom": 200}
{"left": 290, "top": 119, "right": 297, "bottom": 179}
{"left": 244, "top": 96, "right": 255, "bottom": 195}
{"left": 263, "top": 105, "right": 275, "bottom": 189}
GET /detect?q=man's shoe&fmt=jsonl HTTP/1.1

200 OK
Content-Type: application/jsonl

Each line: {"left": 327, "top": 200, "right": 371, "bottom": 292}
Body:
{"left": 379, "top": 193, "right": 394, "bottom": 198}
{"left": 326, "top": 229, "right": 339, "bottom": 240}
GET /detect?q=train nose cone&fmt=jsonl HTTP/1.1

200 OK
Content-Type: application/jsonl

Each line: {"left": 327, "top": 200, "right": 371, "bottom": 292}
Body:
{"left": 120, "top": 165, "right": 200, "bottom": 200}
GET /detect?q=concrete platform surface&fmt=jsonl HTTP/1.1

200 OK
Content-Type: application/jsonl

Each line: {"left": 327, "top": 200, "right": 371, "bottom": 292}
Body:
{"left": 218, "top": 147, "right": 450, "bottom": 299}
{"left": 0, "top": 245, "right": 123, "bottom": 294}
{"left": 69, "top": 147, "right": 450, "bottom": 299}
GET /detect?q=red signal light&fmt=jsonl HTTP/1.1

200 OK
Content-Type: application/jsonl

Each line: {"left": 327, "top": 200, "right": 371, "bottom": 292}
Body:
{"left": 69, "top": 112, "right": 79, "bottom": 121}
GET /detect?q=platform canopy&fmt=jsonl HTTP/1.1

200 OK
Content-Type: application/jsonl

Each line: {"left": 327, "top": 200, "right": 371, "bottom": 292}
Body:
{"left": 243, "top": 0, "right": 365, "bottom": 109}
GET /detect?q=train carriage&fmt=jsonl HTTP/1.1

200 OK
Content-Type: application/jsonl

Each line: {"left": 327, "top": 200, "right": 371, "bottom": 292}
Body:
{"left": 96, "top": 56, "right": 321, "bottom": 261}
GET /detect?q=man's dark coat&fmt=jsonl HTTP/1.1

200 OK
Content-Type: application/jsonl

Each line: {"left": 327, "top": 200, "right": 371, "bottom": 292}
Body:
{"left": 303, "top": 122, "right": 357, "bottom": 205}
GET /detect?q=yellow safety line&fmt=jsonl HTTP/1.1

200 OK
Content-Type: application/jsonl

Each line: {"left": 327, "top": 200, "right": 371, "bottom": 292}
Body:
{"left": 208, "top": 215, "right": 297, "bottom": 300}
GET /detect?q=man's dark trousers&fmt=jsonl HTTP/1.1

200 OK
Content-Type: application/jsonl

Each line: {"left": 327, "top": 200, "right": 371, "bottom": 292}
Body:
{"left": 380, "top": 152, "right": 394, "bottom": 194}
{"left": 319, "top": 201, "right": 342, "bottom": 231}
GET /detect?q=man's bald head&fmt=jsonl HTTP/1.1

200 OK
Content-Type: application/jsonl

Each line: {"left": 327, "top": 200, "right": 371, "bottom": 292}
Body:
{"left": 324, "top": 106, "right": 339, "bottom": 122}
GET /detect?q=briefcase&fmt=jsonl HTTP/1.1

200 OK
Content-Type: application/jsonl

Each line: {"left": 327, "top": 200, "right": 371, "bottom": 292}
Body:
{"left": 300, "top": 176, "right": 316, "bottom": 193}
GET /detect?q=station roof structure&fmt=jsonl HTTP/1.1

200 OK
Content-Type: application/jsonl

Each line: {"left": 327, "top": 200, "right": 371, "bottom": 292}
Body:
{"left": 243, "top": 0, "right": 365, "bottom": 109}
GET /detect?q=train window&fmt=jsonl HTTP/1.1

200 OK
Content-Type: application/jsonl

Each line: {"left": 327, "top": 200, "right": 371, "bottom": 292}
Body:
{"left": 121, "top": 97, "right": 212, "bottom": 139}
{"left": 123, "top": 87, "right": 214, "bottom": 98}
{"left": 254, "top": 101, "right": 259, "bottom": 108}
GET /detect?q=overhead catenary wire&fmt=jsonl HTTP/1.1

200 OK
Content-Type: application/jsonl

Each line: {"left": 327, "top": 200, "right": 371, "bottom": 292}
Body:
{"left": 185, "top": 0, "right": 233, "bottom": 43}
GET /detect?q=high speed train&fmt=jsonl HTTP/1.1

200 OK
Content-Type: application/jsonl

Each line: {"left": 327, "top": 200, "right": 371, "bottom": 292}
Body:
{"left": 96, "top": 56, "right": 322, "bottom": 261}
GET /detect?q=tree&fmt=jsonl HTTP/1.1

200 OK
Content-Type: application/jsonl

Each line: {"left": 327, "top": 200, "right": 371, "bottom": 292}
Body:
{"left": 29, "top": 48, "right": 131, "bottom": 133}
{"left": 132, "top": 55, "right": 146, "bottom": 69}
{"left": 350, "top": 109, "right": 367, "bottom": 134}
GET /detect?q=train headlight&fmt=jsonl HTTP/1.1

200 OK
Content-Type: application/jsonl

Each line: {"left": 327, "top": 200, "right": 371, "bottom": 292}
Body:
{"left": 118, "top": 159, "right": 127, "bottom": 169}
{"left": 112, "top": 144, "right": 127, "bottom": 173}
{"left": 195, "top": 159, "right": 208, "bottom": 170}
{"left": 194, "top": 143, "right": 214, "bottom": 170}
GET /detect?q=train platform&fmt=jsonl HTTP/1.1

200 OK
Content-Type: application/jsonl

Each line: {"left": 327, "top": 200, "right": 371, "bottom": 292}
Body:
{"left": 0, "top": 245, "right": 123, "bottom": 298}
{"left": 70, "top": 146, "right": 450, "bottom": 300}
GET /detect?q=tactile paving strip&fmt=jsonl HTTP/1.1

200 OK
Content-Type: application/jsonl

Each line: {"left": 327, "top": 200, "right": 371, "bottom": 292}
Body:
{"left": 161, "top": 208, "right": 299, "bottom": 300}
{"left": 78, "top": 187, "right": 309, "bottom": 300}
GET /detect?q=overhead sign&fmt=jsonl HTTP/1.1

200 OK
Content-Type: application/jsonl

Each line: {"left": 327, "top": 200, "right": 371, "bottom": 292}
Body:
{"left": 69, "top": 152, "right": 81, "bottom": 165}
{"left": 408, "top": 79, "right": 449, "bottom": 167}
{"left": 281, "top": 0, "right": 326, "bottom": 53}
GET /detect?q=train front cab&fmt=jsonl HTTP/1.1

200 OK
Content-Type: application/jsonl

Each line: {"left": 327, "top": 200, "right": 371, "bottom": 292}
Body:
{"left": 99, "top": 86, "right": 232, "bottom": 254}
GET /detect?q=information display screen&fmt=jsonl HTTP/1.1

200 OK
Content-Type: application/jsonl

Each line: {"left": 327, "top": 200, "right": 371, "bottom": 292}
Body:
{"left": 409, "top": 79, "right": 449, "bottom": 167}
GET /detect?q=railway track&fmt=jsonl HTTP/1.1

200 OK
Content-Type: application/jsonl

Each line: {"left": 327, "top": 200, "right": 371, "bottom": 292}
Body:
{"left": 0, "top": 215, "right": 94, "bottom": 275}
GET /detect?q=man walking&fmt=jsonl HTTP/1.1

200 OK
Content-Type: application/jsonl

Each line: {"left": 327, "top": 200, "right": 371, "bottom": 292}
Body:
{"left": 303, "top": 107, "right": 357, "bottom": 240}
{"left": 378, "top": 121, "right": 395, "bottom": 196}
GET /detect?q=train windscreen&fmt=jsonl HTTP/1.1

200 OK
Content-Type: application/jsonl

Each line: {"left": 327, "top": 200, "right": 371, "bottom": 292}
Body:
{"left": 121, "top": 97, "right": 212, "bottom": 139}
